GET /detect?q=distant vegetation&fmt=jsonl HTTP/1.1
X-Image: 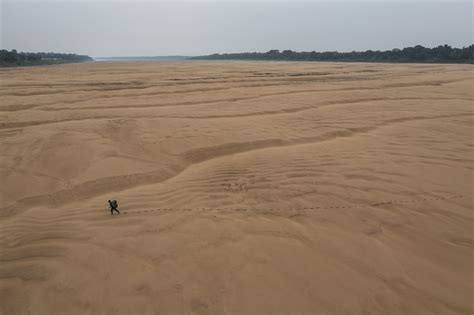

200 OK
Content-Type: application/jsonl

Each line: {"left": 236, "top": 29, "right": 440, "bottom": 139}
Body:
{"left": 0, "top": 50, "right": 93, "bottom": 67}
{"left": 190, "top": 45, "right": 474, "bottom": 63}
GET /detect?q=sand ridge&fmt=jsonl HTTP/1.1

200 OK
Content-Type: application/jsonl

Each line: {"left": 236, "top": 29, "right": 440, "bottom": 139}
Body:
{"left": 0, "top": 61, "right": 473, "bottom": 314}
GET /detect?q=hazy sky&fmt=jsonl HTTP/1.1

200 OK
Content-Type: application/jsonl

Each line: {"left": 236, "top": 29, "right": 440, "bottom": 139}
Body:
{"left": 1, "top": 0, "right": 472, "bottom": 57}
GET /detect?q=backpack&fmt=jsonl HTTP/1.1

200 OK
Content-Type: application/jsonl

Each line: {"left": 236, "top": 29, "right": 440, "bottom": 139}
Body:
{"left": 110, "top": 200, "right": 118, "bottom": 208}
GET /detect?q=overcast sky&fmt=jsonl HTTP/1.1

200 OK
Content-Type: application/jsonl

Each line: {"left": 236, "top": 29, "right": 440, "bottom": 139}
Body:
{"left": 1, "top": 0, "right": 472, "bottom": 57}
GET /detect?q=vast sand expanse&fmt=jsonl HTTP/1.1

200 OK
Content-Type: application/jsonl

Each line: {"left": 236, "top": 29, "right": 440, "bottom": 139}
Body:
{"left": 0, "top": 61, "right": 473, "bottom": 314}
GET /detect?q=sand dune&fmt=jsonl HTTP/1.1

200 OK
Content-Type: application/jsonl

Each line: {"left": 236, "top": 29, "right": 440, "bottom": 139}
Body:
{"left": 0, "top": 61, "right": 473, "bottom": 314}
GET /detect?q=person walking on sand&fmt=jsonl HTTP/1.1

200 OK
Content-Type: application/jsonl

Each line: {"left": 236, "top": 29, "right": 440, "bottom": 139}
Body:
{"left": 108, "top": 199, "right": 120, "bottom": 215}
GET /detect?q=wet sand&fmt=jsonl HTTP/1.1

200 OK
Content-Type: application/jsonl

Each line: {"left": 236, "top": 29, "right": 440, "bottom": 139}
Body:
{"left": 0, "top": 61, "right": 473, "bottom": 314}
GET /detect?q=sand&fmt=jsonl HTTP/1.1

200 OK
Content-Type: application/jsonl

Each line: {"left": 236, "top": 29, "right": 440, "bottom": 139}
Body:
{"left": 0, "top": 61, "right": 472, "bottom": 314}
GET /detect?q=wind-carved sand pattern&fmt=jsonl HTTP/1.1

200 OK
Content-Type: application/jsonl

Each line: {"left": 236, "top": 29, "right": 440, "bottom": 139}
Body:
{"left": 0, "top": 61, "right": 473, "bottom": 315}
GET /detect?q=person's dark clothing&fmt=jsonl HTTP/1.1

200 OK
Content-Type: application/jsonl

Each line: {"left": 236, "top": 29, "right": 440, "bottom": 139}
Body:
{"left": 108, "top": 200, "right": 120, "bottom": 215}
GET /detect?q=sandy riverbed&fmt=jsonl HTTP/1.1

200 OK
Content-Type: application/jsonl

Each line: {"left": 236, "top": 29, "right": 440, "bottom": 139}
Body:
{"left": 0, "top": 61, "right": 473, "bottom": 314}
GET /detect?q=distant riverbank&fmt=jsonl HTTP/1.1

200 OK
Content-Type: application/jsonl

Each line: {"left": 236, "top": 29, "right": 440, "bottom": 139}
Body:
{"left": 191, "top": 45, "right": 474, "bottom": 64}
{"left": 0, "top": 50, "right": 93, "bottom": 67}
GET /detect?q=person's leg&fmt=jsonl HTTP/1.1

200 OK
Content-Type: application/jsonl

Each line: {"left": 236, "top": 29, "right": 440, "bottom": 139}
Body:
{"left": 111, "top": 208, "right": 114, "bottom": 215}
{"left": 113, "top": 208, "right": 120, "bottom": 214}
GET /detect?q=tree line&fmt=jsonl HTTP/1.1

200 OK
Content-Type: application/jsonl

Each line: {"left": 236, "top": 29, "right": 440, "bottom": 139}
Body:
{"left": 0, "top": 50, "right": 93, "bottom": 67}
{"left": 190, "top": 45, "right": 474, "bottom": 63}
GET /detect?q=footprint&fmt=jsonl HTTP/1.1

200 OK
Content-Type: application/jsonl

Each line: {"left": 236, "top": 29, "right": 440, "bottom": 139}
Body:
{"left": 190, "top": 297, "right": 209, "bottom": 315}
